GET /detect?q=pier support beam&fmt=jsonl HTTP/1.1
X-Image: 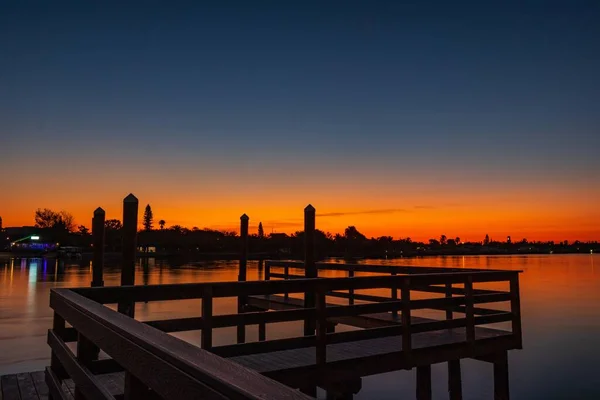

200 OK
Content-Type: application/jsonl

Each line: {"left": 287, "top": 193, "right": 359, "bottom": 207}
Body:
{"left": 493, "top": 352, "right": 510, "bottom": 400}
{"left": 303, "top": 204, "right": 316, "bottom": 336}
{"left": 238, "top": 214, "right": 249, "bottom": 344}
{"left": 416, "top": 365, "right": 432, "bottom": 400}
{"left": 91, "top": 207, "right": 105, "bottom": 287}
{"left": 118, "top": 194, "right": 138, "bottom": 317}
{"left": 448, "top": 360, "right": 462, "bottom": 400}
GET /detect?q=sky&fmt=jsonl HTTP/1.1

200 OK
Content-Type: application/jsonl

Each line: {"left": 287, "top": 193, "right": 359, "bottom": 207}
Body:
{"left": 1, "top": 1, "right": 599, "bottom": 241}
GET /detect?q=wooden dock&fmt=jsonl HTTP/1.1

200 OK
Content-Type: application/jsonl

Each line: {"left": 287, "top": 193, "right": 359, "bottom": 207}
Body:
{"left": 1, "top": 198, "right": 523, "bottom": 400}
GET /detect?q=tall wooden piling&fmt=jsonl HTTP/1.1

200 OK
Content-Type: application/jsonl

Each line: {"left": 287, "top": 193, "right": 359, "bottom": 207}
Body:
{"left": 237, "top": 214, "right": 249, "bottom": 344}
{"left": 493, "top": 352, "right": 510, "bottom": 400}
{"left": 91, "top": 207, "right": 105, "bottom": 287}
{"left": 118, "top": 193, "right": 138, "bottom": 317}
{"left": 448, "top": 360, "right": 462, "bottom": 400}
{"left": 304, "top": 204, "right": 316, "bottom": 336}
{"left": 416, "top": 365, "right": 432, "bottom": 400}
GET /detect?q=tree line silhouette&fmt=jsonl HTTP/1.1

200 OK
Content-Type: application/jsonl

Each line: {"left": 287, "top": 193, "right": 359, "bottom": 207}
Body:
{"left": 1, "top": 205, "right": 598, "bottom": 258}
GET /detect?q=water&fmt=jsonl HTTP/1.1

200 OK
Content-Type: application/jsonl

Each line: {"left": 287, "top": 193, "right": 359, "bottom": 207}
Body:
{"left": 1, "top": 254, "right": 599, "bottom": 399}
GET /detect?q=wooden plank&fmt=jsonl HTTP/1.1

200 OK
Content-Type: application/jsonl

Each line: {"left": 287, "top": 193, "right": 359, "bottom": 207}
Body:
{"left": 230, "top": 327, "right": 517, "bottom": 381}
{"left": 17, "top": 373, "right": 39, "bottom": 400}
{"left": 31, "top": 371, "right": 49, "bottom": 400}
{"left": 1, "top": 374, "right": 20, "bottom": 400}
{"left": 72, "top": 270, "right": 518, "bottom": 304}
{"left": 213, "top": 335, "right": 316, "bottom": 358}
{"left": 44, "top": 368, "right": 70, "bottom": 400}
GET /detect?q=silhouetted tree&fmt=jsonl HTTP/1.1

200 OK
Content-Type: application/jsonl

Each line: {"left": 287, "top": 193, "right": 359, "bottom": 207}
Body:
{"left": 344, "top": 226, "right": 366, "bottom": 241}
{"left": 34, "top": 209, "right": 75, "bottom": 232}
{"left": 258, "top": 222, "right": 264, "bottom": 238}
{"left": 77, "top": 225, "right": 90, "bottom": 235}
{"left": 455, "top": 237, "right": 461, "bottom": 244}
{"left": 143, "top": 204, "right": 153, "bottom": 231}
{"left": 170, "top": 225, "right": 184, "bottom": 234}
{"left": 440, "top": 235, "right": 447, "bottom": 245}
{"left": 484, "top": 234, "right": 490, "bottom": 245}
{"left": 429, "top": 238, "right": 440, "bottom": 246}
{"left": 159, "top": 220, "right": 166, "bottom": 230}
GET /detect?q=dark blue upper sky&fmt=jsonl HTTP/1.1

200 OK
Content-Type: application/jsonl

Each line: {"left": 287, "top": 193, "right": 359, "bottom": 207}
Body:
{"left": 1, "top": 1, "right": 599, "bottom": 183}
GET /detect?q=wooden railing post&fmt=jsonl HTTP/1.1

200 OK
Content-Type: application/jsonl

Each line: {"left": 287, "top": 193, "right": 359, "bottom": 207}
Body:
{"left": 237, "top": 214, "right": 249, "bottom": 344}
{"left": 315, "top": 284, "right": 327, "bottom": 366}
{"left": 74, "top": 333, "right": 97, "bottom": 400}
{"left": 91, "top": 207, "right": 105, "bottom": 287}
{"left": 50, "top": 312, "right": 67, "bottom": 380}
{"left": 445, "top": 282, "right": 453, "bottom": 320}
{"left": 283, "top": 263, "right": 290, "bottom": 300}
{"left": 446, "top": 281, "right": 462, "bottom": 399}
{"left": 509, "top": 273, "right": 522, "bottom": 348}
{"left": 465, "top": 275, "right": 475, "bottom": 343}
{"left": 124, "top": 371, "right": 149, "bottom": 400}
{"left": 348, "top": 267, "right": 355, "bottom": 305}
{"left": 391, "top": 271, "right": 398, "bottom": 317}
{"left": 118, "top": 194, "right": 138, "bottom": 318}
{"left": 304, "top": 204, "right": 316, "bottom": 336}
{"left": 265, "top": 261, "right": 271, "bottom": 281}
{"left": 401, "top": 277, "right": 412, "bottom": 352}
{"left": 202, "top": 286, "right": 213, "bottom": 350}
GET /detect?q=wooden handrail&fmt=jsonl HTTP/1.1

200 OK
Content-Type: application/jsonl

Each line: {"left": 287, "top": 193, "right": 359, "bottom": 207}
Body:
{"left": 48, "top": 289, "right": 313, "bottom": 400}
{"left": 73, "top": 270, "right": 519, "bottom": 304}
{"left": 265, "top": 260, "right": 518, "bottom": 274}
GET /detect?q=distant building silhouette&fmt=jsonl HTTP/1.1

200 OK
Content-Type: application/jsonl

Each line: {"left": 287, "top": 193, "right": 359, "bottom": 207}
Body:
{"left": 507, "top": 236, "right": 512, "bottom": 244}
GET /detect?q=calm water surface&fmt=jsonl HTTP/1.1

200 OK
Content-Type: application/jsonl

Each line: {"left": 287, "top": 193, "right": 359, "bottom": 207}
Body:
{"left": 1, "top": 254, "right": 599, "bottom": 399}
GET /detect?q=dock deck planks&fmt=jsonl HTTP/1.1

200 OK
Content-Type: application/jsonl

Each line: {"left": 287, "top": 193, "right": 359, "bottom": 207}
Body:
{"left": 0, "top": 372, "right": 125, "bottom": 400}
{"left": 229, "top": 325, "right": 510, "bottom": 374}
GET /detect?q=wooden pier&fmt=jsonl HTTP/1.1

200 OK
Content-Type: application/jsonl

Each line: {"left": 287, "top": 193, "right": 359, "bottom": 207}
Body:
{"left": 1, "top": 197, "right": 523, "bottom": 400}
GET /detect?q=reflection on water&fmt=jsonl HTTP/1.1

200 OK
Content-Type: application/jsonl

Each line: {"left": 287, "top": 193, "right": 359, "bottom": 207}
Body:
{"left": 1, "top": 254, "right": 599, "bottom": 399}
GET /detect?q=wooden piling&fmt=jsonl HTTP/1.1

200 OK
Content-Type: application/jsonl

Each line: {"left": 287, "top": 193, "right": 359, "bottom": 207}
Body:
{"left": 202, "top": 286, "right": 213, "bottom": 350}
{"left": 416, "top": 365, "right": 432, "bottom": 400}
{"left": 510, "top": 275, "right": 522, "bottom": 349}
{"left": 401, "top": 277, "right": 411, "bottom": 352}
{"left": 493, "top": 352, "right": 510, "bottom": 400}
{"left": 118, "top": 193, "right": 138, "bottom": 317}
{"left": 237, "top": 214, "right": 249, "bottom": 344}
{"left": 448, "top": 359, "right": 462, "bottom": 400}
{"left": 91, "top": 207, "right": 105, "bottom": 288}
{"left": 464, "top": 275, "right": 475, "bottom": 344}
{"left": 304, "top": 204, "right": 316, "bottom": 336}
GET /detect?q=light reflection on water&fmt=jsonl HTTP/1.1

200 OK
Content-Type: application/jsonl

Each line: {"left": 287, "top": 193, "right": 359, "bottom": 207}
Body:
{"left": 0, "top": 254, "right": 599, "bottom": 399}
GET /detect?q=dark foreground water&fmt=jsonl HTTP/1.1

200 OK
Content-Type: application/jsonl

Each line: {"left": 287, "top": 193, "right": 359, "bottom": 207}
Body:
{"left": 1, "top": 254, "right": 599, "bottom": 399}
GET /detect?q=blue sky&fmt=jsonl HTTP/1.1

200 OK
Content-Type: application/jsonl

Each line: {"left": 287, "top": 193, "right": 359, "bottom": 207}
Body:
{"left": 1, "top": 1, "right": 599, "bottom": 239}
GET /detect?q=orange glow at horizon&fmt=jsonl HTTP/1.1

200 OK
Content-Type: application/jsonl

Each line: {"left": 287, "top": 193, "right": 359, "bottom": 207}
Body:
{"left": 1, "top": 174, "right": 598, "bottom": 242}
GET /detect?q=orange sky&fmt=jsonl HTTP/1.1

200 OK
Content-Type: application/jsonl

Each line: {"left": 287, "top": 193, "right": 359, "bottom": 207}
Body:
{"left": 1, "top": 164, "right": 598, "bottom": 242}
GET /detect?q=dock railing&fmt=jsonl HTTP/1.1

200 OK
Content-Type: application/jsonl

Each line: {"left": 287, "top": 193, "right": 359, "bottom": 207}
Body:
{"left": 46, "top": 287, "right": 313, "bottom": 400}
{"left": 46, "top": 267, "right": 521, "bottom": 399}
{"left": 264, "top": 260, "right": 522, "bottom": 350}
